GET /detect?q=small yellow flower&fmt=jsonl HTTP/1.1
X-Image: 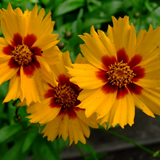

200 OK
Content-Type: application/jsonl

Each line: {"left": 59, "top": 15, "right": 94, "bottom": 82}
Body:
{"left": 68, "top": 16, "right": 160, "bottom": 128}
{"left": 27, "top": 51, "right": 98, "bottom": 145}
{"left": 0, "top": 4, "right": 61, "bottom": 105}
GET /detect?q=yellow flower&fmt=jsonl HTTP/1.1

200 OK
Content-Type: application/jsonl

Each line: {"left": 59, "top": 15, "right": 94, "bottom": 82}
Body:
{"left": 0, "top": 4, "right": 61, "bottom": 105}
{"left": 67, "top": 16, "right": 160, "bottom": 128}
{"left": 27, "top": 51, "right": 98, "bottom": 145}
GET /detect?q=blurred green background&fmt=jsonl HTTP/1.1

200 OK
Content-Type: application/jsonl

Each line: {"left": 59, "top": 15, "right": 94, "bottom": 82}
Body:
{"left": 0, "top": 0, "right": 160, "bottom": 160}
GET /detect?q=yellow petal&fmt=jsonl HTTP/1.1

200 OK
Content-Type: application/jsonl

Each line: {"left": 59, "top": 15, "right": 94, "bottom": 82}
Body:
{"left": 75, "top": 109, "right": 98, "bottom": 128}
{"left": 126, "top": 93, "right": 135, "bottom": 126}
{"left": 36, "top": 56, "right": 51, "bottom": 73}
{"left": 135, "top": 26, "right": 160, "bottom": 61}
{"left": 133, "top": 94, "right": 155, "bottom": 117}
{"left": 78, "top": 88, "right": 107, "bottom": 117}
{"left": 39, "top": 107, "right": 61, "bottom": 124}
{"left": 0, "top": 4, "right": 19, "bottom": 40}
{"left": 42, "top": 45, "right": 61, "bottom": 65}
{"left": 14, "top": 7, "right": 27, "bottom": 37}
{"left": 134, "top": 53, "right": 160, "bottom": 88}
{"left": 79, "top": 26, "right": 107, "bottom": 65}
{"left": 68, "top": 117, "right": 74, "bottom": 146}
{"left": 68, "top": 64, "right": 105, "bottom": 89}
{"left": 33, "top": 68, "right": 46, "bottom": 96}
{"left": 60, "top": 114, "right": 69, "bottom": 141}
{"left": 134, "top": 88, "right": 160, "bottom": 116}
{"left": 36, "top": 56, "right": 57, "bottom": 87}
{"left": 20, "top": 67, "right": 41, "bottom": 105}
{"left": 42, "top": 115, "right": 62, "bottom": 141}
{"left": 126, "top": 23, "right": 136, "bottom": 59}
{"left": 98, "top": 29, "right": 117, "bottom": 57}
{"left": 73, "top": 118, "right": 86, "bottom": 144}
{"left": 27, "top": 98, "right": 61, "bottom": 124}
{"left": 70, "top": 118, "right": 80, "bottom": 144}
{"left": 75, "top": 53, "right": 88, "bottom": 64}
{"left": 0, "top": 38, "right": 11, "bottom": 57}
{"left": 33, "top": 34, "right": 59, "bottom": 51}
{"left": 79, "top": 43, "right": 103, "bottom": 70}
{"left": 27, "top": 98, "right": 50, "bottom": 113}
{"left": 107, "top": 25, "right": 114, "bottom": 43}
{"left": 0, "top": 56, "right": 19, "bottom": 85}
{"left": 62, "top": 51, "right": 72, "bottom": 68}
{"left": 50, "top": 52, "right": 70, "bottom": 77}
{"left": 78, "top": 119, "right": 90, "bottom": 138}
{"left": 100, "top": 92, "right": 135, "bottom": 128}
{"left": 3, "top": 74, "right": 21, "bottom": 103}
{"left": 27, "top": 6, "right": 55, "bottom": 39}
{"left": 78, "top": 89, "right": 97, "bottom": 101}
{"left": 109, "top": 16, "right": 136, "bottom": 59}
{"left": 96, "top": 91, "right": 117, "bottom": 119}
{"left": 112, "top": 93, "right": 135, "bottom": 128}
{"left": 0, "top": 17, "right": 12, "bottom": 45}
{"left": 135, "top": 29, "right": 147, "bottom": 51}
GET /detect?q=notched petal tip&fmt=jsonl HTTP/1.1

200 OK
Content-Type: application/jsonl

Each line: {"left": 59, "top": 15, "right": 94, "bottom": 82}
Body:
{"left": 148, "top": 24, "right": 153, "bottom": 31}
{"left": 111, "top": 15, "right": 129, "bottom": 26}
{"left": 7, "top": 3, "right": 13, "bottom": 10}
{"left": 90, "top": 25, "right": 95, "bottom": 32}
{"left": 33, "top": 3, "right": 38, "bottom": 11}
{"left": 78, "top": 34, "right": 85, "bottom": 41}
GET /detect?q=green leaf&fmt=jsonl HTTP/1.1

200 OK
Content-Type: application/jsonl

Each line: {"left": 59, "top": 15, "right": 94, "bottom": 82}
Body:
{"left": 87, "top": 0, "right": 102, "bottom": 12}
{"left": 41, "top": 0, "right": 50, "bottom": 5}
{"left": 55, "top": 16, "right": 64, "bottom": 30}
{"left": 101, "top": 0, "right": 131, "bottom": 16}
{"left": 40, "top": 139, "right": 62, "bottom": 160}
{"left": 144, "top": 1, "right": 157, "bottom": 12}
{"left": 0, "top": 81, "right": 9, "bottom": 98}
{"left": 76, "top": 142, "right": 98, "bottom": 160}
{"left": 102, "top": 1, "right": 122, "bottom": 14}
{"left": 0, "top": 103, "right": 7, "bottom": 121}
{"left": 52, "top": 137, "right": 69, "bottom": 153}
{"left": 0, "top": 124, "right": 22, "bottom": 143}
{"left": 83, "top": 17, "right": 111, "bottom": 29}
{"left": 76, "top": 8, "right": 84, "bottom": 34}
{"left": 54, "top": 0, "right": 85, "bottom": 16}
{"left": 52, "top": 0, "right": 64, "bottom": 8}
{"left": 47, "top": 140, "right": 62, "bottom": 159}
{"left": 32, "top": 136, "right": 44, "bottom": 160}
{"left": 8, "top": 100, "right": 17, "bottom": 124}
{"left": 22, "top": 132, "right": 37, "bottom": 153}
{"left": 0, "top": 143, "right": 9, "bottom": 157}
{"left": 1, "top": 138, "right": 24, "bottom": 160}
{"left": 57, "top": 138, "right": 69, "bottom": 153}
{"left": 70, "top": 8, "right": 83, "bottom": 39}
{"left": 30, "top": 0, "right": 39, "bottom": 3}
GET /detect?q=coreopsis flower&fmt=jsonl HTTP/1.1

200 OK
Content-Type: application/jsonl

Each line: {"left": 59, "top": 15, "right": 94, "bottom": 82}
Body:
{"left": 67, "top": 16, "right": 160, "bottom": 128}
{"left": 0, "top": 4, "right": 61, "bottom": 105}
{"left": 27, "top": 51, "right": 98, "bottom": 145}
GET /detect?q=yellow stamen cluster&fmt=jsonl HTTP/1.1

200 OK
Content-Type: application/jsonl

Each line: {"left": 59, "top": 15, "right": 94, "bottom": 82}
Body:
{"left": 54, "top": 84, "right": 77, "bottom": 108}
{"left": 107, "top": 61, "right": 136, "bottom": 88}
{"left": 12, "top": 44, "right": 33, "bottom": 65}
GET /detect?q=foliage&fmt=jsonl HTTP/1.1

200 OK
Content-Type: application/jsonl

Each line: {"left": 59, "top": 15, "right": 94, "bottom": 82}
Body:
{"left": 0, "top": 0, "right": 160, "bottom": 159}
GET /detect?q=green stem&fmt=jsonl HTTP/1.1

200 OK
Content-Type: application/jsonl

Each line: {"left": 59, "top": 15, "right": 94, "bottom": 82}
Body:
{"left": 130, "top": 0, "right": 139, "bottom": 8}
{"left": 106, "top": 130, "right": 160, "bottom": 158}
{"left": 158, "top": 116, "right": 160, "bottom": 123}
{"left": 75, "top": 144, "right": 87, "bottom": 160}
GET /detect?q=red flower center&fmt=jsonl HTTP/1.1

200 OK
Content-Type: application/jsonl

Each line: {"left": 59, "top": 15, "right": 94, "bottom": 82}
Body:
{"left": 3, "top": 33, "right": 42, "bottom": 77}
{"left": 107, "top": 60, "right": 136, "bottom": 88}
{"left": 45, "top": 74, "right": 82, "bottom": 119}
{"left": 12, "top": 44, "right": 33, "bottom": 65}
{"left": 97, "top": 49, "right": 145, "bottom": 99}
{"left": 54, "top": 84, "right": 78, "bottom": 108}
